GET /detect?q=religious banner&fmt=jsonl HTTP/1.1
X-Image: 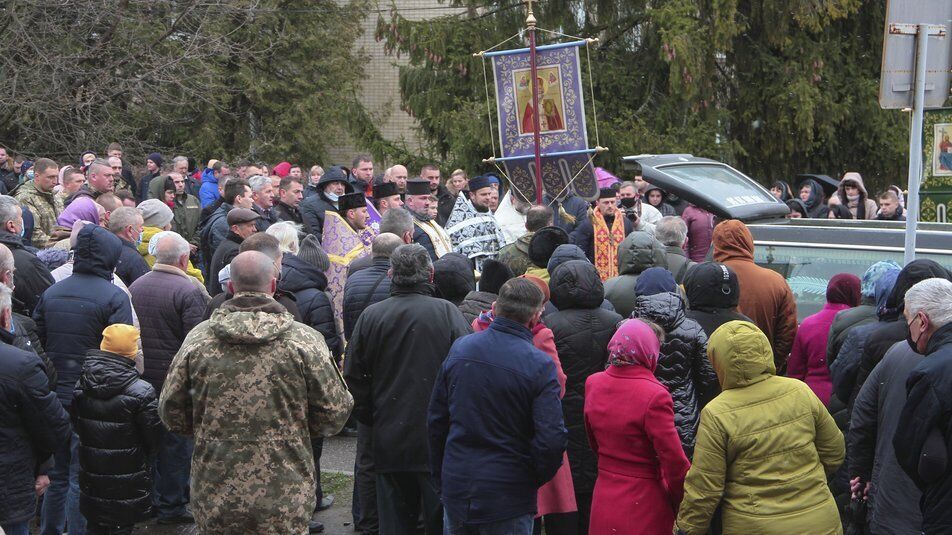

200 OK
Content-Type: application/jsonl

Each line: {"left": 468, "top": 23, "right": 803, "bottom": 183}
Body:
{"left": 490, "top": 41, "right": 598, "bottom": 202}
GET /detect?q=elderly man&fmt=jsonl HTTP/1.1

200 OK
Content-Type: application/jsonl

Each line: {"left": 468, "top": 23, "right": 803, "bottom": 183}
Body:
{"left": 130, "top": 232, "right": 207, "bottom": 525}
{"left": 570, "top": 187, "right": 635, "bottom": 280}
{"left": 344, "top": 244, "right": 471, "bottom": 534}
{"left": 273, "top": 176, "right": 305, "bottom": 226}
{"left": 207, "top": 208, "right": 259, "bottom": 296}
{"left": 444, "top": 175, "right": 506, "bottom": 271}
{"left": 14, "top": 157, "right": 65, "bottom": 249}
{"left": 159, "top": 251, "right": 353, "bottom": 534}
{"left": 301, "top": 166, "right": 353, "bottom": 241}
{"left": 655, "top": 216, "right": 695, "bottom": 283}
{"left": 108, "top": 206, "right": 150, "bottom": 286}
{"left": 35, "top": 224, "right": 134, "bottom": 535}
{"left": 0, "top": 195, "right": 53, "bottom": 316}
{"left": 0, "top": 281, "right": 71, "bottom": 535}
{"left": 894, "top": 278, "right": 952, "bottom": 533}
{"left": 248, "top": 175, "right": 278, "bottom": 232}
{"left": 385, "top": 165, "right": 409, "bottom": 194}
{"left": 406, "top": 179, "right": 452, "bottom": 262}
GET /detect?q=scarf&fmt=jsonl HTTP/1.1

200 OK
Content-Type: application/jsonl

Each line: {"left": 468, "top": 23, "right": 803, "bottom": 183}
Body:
{"left": 608, "top": 319, "right": 661, "bottom": 370}
{"left": 592, "top": 208, "right": 625, "bottom": 281}
{"left": 445, "top": 192, "right": 506, "bottom": 271}
{"left": 412, "top": 213, "right": 453, "bottom": 258}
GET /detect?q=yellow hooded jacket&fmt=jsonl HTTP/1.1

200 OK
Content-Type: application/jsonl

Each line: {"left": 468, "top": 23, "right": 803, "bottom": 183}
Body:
{"left": 676, "top": 321, "right": 844, "bottom": 535}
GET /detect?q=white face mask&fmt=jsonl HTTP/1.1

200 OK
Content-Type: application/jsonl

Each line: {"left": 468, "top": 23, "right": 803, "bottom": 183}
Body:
{"left": 326, "top": 192, "right": 340, "bottom": 202}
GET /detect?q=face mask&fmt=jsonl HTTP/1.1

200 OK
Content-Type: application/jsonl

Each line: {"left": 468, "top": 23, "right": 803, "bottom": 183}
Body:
{"left": 134, "top": 231, "right": 144, "bottom": 248}
{"left": 18, "top": 225, "right": 24, "bottom": 238}
{"left": 907, "top": 315, "right": 924, "bottom": 354}
{"left": 325, "top": 192, "right": 340, "bottom": 202}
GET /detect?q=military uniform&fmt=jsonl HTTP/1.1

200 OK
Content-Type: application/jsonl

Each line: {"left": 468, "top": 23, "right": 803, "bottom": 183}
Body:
{"left": 14, "top": 180, "right": 63, "bottom": 249}
{"left": 158, "top": 292, "right": 353, "bottom": 534}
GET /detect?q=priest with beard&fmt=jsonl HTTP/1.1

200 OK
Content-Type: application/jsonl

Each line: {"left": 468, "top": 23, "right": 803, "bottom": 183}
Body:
{"left": 570, "top": 187, "right": 635, "bottom": 280}
{"left": 445, "top": 175, "right": 507, "bottom": 272}
{"left": 406, "top": 179, "right": 452, "bottom": 262}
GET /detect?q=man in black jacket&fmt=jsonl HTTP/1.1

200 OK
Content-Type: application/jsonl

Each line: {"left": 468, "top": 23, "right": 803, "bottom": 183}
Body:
{"left": 300, "top": 167, "right": 353, "bottom": 241}
{"left": 273, "top": 176, "right": 305, "bottom": 226}
{"left": 207, "top": 208, "right": 259, "bottom": 296}
{"left": 108, "top": 206, "right": 150, "bottom": 286}
{"left": 894, "top": 278, "right": 952, "bottom": 533}
{"left": 344, "top": 244, "right": 471, "bottom": 534}
{"left": 0, "top": 283, "right": 71, "bottom": 535}
{"left": 0, "top": 195, "right": 54, "bottom": 316}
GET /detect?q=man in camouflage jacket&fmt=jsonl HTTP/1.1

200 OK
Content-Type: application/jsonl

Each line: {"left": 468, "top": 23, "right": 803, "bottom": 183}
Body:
{"left": 14, "top": 158, "right": 64, "bottom": 248}
{"left": 159, "top": 251, "right": 353, "bottom": 534}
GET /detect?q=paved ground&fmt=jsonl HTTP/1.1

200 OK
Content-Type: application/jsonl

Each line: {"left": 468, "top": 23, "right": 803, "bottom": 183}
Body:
{"left": 40, "top": 435, "right": 360, "bottom": 535}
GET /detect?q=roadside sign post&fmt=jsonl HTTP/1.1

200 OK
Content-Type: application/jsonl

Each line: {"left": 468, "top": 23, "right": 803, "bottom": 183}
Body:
{"left": 879, "top": 0, "right": 951, "bottom": 264}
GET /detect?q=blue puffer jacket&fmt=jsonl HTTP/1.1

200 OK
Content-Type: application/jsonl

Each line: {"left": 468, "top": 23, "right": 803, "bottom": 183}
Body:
{"left": 34, "top": 225, "right": 135, "bottom": 406}
{"left": 198, "top": 168, "right": 219, "bottom": 208}
{"left": 342, "top": 256, "right": 391, "bottom": 341}
{"left": 279, "top": 254, "right": 342, "bottom": 358}
{"left": 0, "top": 342, "right": 71, "bottom": 525}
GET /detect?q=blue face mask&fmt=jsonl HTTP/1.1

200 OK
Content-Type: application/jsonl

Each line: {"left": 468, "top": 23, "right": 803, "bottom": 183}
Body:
{"left": 326, "top": 192, "right": 340, "bottom": 203}
{"left": 134, "top": 231, "right": 143, "bottom": 248}
{"left": 18, "top": 225, "right": 24, "bottom": 238}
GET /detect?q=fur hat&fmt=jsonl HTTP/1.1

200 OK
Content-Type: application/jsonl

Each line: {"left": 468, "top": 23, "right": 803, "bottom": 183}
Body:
{"left": 528, "top": 226, "right": 569, "bottom": 267}
{"left": 100, "top": 324, "right": 139, "bottom": 360}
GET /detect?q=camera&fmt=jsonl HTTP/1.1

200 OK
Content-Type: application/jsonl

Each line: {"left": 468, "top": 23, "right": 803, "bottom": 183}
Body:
{"left": 618, "top": 197, "right": 641, "bottom": 221}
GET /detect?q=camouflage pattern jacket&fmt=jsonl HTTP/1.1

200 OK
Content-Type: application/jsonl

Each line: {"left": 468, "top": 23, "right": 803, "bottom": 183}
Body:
{"left": 14, "top": 180, "right": 63, "bottom": 249}
{"left": 158, "top": 292, "right": 353, "bottom": 534}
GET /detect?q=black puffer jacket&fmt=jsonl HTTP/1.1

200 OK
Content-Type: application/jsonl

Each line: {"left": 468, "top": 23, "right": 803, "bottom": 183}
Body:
{"left": 72, "top": 350, "right": 163, "bottom": 526}
{"left": 631, "top": 292, "right": 718, "bottom": 457}
{"left": 458, "top": 291, "right": 496, "bottom": 325}
{"left": 0, "top": 342, "right": 70, "bottom": 526}
{"left": 545, "top": 260, "right": 622, "bottom": 500}
{"left": 278, "top": 254, "right": 342, "bottom": 359}
{"left": 10, "top": 312, "right": 54, "bottom": 388}
{"left": 342, "top": 256, "right": 392, "bottom": 341}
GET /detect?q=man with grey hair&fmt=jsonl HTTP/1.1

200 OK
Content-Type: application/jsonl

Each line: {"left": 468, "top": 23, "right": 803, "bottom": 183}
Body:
{"left": 248, "top": 175, "right": 278, "bottom": 232}
{"left": 108, "top": 206, "right": 150, "bottom": 285}
{"left": 345, "top": 244, "right": 471, "bottom": 534}
{"left": 159, "top": 250, "right": 353, "bottom": 534}
{"left": 656, "top": 216, "right": 695, "bottom": 284}
{"left": 894, "top": 277, "right": 952, "bottom": 532}
{"left": 0, "top": 195, "right": 53, "bottom": 315}
{"left": 129, "top": 231, "right": 208, "bottom": 525}
{"left": 348, "top": 208, "right": 414, "bottom": 277}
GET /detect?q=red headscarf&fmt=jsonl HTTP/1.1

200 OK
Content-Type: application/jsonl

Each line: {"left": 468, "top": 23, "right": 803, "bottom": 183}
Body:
{"left": 607, "top": 319, "right": 662, "bottom": 371}
{"left": 827, "top": 273, "right": 861, "bottom": 307}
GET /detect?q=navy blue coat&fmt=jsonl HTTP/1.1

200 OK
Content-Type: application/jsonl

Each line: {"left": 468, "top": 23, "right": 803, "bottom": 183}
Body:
{"left": 34, "top": 225, "right": 135, "bottom": 406}
{"left": 895, "top": 323, "right": 952, "bottom": 533}
{"left": 278, "top": 254, "right": 342, "bottom": 359}
{"left": 342, "top": 256, "right": 392, "bottom": 341}
{"left": 0, "top": 342, "right": 71, "bottom": 525}
{"left": 428, "top": 317, "right": 566, "bottom": 524}
{"left": 114, "top": 238, "right": 151, "bottom": 287}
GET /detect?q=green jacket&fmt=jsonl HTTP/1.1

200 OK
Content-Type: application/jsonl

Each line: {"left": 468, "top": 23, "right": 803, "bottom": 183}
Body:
{"left": 496, "top": 232, "right": 533, "bottom": 276}
{"left": 14, "top": 180, "right": 63, "bottom": 249}
{"left": 172, "top": 193, "right": 201, "bottom": 245}
{"left": 159, "top": 292, "right": 353, "bottom": 534}
{"left": 603, "top": 231, "right": 666, "bottom": 318}
{"left": 676, "top": 320, "right": 844, "bottom": 535}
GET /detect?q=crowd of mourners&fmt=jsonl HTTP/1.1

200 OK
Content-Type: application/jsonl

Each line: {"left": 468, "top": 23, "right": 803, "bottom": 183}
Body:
{"left": 0, "top": 144, "right": 950, "bottom": 535}
{"left": 771, "top": 174, "right": 907, "bottom": 221}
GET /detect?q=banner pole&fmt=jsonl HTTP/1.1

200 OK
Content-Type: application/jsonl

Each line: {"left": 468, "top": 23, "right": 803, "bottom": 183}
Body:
{"left": 526, "top": 1, "right": 543, "bottom": 205}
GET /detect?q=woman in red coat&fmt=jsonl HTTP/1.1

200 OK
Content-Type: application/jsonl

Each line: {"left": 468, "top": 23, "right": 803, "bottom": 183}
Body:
{"left": 584, "top": 319, "right": 690, "bottom": 535}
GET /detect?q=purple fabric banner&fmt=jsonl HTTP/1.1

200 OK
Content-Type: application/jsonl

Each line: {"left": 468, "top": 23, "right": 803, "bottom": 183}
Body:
{"left": 492, "top": 44, "right": 597, "bottom": 201}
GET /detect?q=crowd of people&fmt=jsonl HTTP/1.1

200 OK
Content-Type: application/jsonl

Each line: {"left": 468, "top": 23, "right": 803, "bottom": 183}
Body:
{"left": 771, "top": 173, "right": 907, "bottom": 221}
{"left": 0, "top": 144, "right": 949, "bottom": 535}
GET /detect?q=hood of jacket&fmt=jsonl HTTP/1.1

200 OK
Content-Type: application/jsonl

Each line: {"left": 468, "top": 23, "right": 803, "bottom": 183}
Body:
{"left": 317, "top": 166, "right": 356, "bottom": 190}
{"left": 550, "top": 259, "right": 604, "bottom": 310}
{"left": 79, "top": 350, "right": 139, "bottom": 399}
{"left": 617, "top": 231, "right": 666, "bottom": 275}
{"left": 797, "top": 178, "right": 826, "bottom": 211}
{"left": 874, "top": 269, "right": 901, "bottom": 317}
{"left": 433, "top": 252, "right": 475, "bottom": 305}
{"left": 885, "top": 259, "right": 951, "bottom": 315}
{"left": 632, "top": 291, "right": 685, "bottom": 330}
{"left": 547, "top": 243, "right": 588, "bottom": 276}
{"left": 201, "top": 168, "right": 218, "bottom": 186}
{"left": 684, "top": 261, "right": 740, "bottom": 311}
{"left": 707, "top": 320, "right": 775, "bottom": 390}
{"left": 514, "top": 231, "right": 533, "bottom": 257}
{"left": 209, "top": 292, "right": 295, "bottom": 344}
{"left": 278, "top": 253, "right": 329, "bottom": 294}
{"left": 711, "top": 219, "right": 754, "bottom": 264}
{"left": 74, "top": 224, "right": 122, "bottom": 279}
{"left": 838, "top": 172, "right": 870, "bottom": 200}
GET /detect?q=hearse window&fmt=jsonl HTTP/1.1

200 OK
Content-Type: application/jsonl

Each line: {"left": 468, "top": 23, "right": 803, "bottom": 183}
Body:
{"left": 662, "top": 165, "right": 776, "bottom": 206}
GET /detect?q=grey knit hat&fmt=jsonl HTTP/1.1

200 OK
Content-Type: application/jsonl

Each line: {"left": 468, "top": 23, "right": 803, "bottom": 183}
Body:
{"left": 298, "top": 234, "right": 330, "bottom": 272}
{"left": 137, "top": 199, "right": 174, "bottom": 229}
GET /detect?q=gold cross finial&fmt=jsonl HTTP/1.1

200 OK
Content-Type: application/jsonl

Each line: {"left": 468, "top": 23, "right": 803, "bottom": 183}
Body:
{"left": 526, "top": 0, "right": 537, "bottom": 28}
